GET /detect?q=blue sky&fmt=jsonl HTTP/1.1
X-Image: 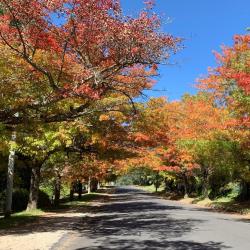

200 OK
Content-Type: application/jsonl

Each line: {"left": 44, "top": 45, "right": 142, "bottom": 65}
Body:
{"left": 121, "top": 0, "right": 250, "bottom": 101}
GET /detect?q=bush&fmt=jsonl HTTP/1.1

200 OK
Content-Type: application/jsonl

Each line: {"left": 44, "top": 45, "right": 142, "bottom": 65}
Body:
{"left": 38, "top": 190, "right": 51, "bottom": 208}
{"left": 12, "top": 189, "right": 29, "bottom": 212}
{"left": 0, "top": 191, "right": 5, "bottom": 212}
{"left": 10, "top": 189, "right": 51, "bottom": 212}
{"left": 237, "top": 182, "right": 250, "bottom": 201}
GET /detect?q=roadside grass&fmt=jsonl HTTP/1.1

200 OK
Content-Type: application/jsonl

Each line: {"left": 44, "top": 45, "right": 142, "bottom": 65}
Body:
{"left": 138, "top": 185, "right": 250, "bottom": 215}
{"left": 139, "top": 185, "right": 183, "bottom": 200}
{"left": 180, "top": 196, "right": 250, "bottom": 215}
{"left": 62, "top": 193, "right": 108, "bottom": 207}
{"left": 0, "top": 191, "right": 111, "bottom": 230}
{"left": 190, "top": 185, "right": 250, "bottom": 214}
{"left": 179, "top": 195, "right": 250, "bottom": 215}
{"left": 0, "top": 209, "right": 44, "bottom": 230}
{"left": 209, "top": 199, "right": 250, "bottom": 214}
{"left": 138, "top": 184, "right": 165, "bottom": 193}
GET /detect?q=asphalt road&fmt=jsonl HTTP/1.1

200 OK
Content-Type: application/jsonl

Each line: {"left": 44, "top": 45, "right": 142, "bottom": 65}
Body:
{"left": 53, "top": 186, "right": 250, "bottom": 250}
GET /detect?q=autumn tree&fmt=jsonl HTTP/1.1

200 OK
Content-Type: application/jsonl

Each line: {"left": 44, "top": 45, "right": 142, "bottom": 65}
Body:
{"left": 129, "top": 93, "right": 230, "bottom": 197}
{"left": 157, "top": 145, "right": 199, "bottom": 197}
{"left": 190, "top": 137, "right": 239, "bottom": 198}
{"left": 198, "top": 34, "right": 250, "bottom": 199}
{"left": 65, "top": 98, "right": 140, "bottom": 191}
{"left": 12, "top": 124, "right": 70, "bottom": 210}
{"left": 0, "top": 0, "right": 181, "bottom": 125}
{"left": 0, "top": 0, "right": 181, "bottom": 215}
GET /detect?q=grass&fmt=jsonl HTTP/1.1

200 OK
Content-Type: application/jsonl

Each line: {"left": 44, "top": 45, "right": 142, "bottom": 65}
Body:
{"left": 0, "top": 192, "right": 109, "bottom": 230}
{"left": 181, "top": 195, "right": 250, "bottom": 215}
{"left": 138, "top": 185, "right": 184, "bottom": 200}
{"left": 209, "top": 198, "right": 250, "bottom": 214}
{"left": 62, "top": 193, "right": 107, "bottom": 207}
{"left": 139, "top": 184, "right": 165, "bottom": 193}
{"left": 188, "top": 184, "right": 250, "bottom": 214}
{"left": 0, "top": 209, "right": 44, "bottom": 230}
{"left": 138, "top": 184, "right": 250, "bottom": 216}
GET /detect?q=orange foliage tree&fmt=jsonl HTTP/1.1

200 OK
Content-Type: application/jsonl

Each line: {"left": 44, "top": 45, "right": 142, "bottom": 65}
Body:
{"left": 129, "top": 93, "right": 229, "bottom": 197}
{"left": 198, "top": 34, "right": 250, "bottom": 197}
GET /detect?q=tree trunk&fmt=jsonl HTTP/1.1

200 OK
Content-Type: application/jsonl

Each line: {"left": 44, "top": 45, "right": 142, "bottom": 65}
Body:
{"left": 4, "top": 131, "right": 17, "bottom": 218}
{"left": 183, "top": 174, "right": 189, "bottom": 198}
{"left": 26, "top": 165, "right": 41, "bottom": 211}
{"left": 69, "top": 182, "right": 74, "bottom": 201}
{"left": 54, "top": 174, "right": 61, "bottom": 207}
{"left": 91, "top": 178, "right": 98, "bottom": 192}
{"left": 78, "top": 181, "right": 82, "bottom": 199}
{"left": 164, "top": 177, "right": 169, "bottom": 192}
{"left": 154, "top": 171, "right": 160, "bottom": 192}
{"left": 239, "top": 181, "right": 250, "bottom": 201}
{"left": 97, "top": 181, "right": 101, "bottom": 190}
{"left": 202, "top": 168, "right": 209, "bottom": 198}
{"left": 88, "top": 177, "right": 91, "bottom": 194}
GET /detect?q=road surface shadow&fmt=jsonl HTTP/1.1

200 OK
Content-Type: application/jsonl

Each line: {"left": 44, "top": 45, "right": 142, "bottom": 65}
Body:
{"left": 0, "top": 187, "right": 233, "bottom": 250}
{"left": 54, "top": 188, "right": 231, "bottom": 249}
{"left": 0, "top": 200, "right": 186, "bottom": 236}
{"left": 74, "top": 240, "right": 230, "bottom": 250}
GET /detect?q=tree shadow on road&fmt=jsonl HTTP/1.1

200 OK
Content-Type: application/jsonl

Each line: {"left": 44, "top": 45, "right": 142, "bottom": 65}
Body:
{"left": 0, "top": 187, "right": 232, "bottom": 250}
{"left": 74, "top": 239, "right": 230, "bottom": 250}
{"left": 0, "top": 200, "right": 185, "bottom": 236}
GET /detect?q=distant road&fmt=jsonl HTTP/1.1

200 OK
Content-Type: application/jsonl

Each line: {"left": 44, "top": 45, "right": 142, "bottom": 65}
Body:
{"left": 54, "top": 186, "right": 250, "bottom": 250}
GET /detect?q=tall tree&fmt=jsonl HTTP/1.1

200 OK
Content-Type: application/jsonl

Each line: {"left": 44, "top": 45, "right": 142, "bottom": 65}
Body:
{"left": 4, "top": 129, "right": 16, "bottom": 217}
{"left": 198, "top": 34, "right": 250, "bottom": 198}
{"left": 0, "top": 0, "right": 181, "bottom": 125}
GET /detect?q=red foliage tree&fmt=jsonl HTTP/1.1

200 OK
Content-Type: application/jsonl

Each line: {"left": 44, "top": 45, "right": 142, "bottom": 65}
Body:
{"left": 199, "top": 35, "right": 250, "bottom": 94}
{"left": 0, "top": 0, "right": 181, "bottom": 124}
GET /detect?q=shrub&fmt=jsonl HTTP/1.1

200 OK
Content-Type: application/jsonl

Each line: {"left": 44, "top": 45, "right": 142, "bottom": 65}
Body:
{"left": 10, "top": 189, "right": 52, "bottom": 212}
{"left": 12, "top": 189, "right": 29, "bottom": 212}
{"left": 38, "top": 190, "right": 51, "bottom": 208}
{"left": 0, "top": 191, "right": 5, "bottom": 212}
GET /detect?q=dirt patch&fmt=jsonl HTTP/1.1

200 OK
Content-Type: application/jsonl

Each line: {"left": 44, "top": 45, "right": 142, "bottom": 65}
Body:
{"left": 0, "top": 230, "right": 66, "bottom": 250}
